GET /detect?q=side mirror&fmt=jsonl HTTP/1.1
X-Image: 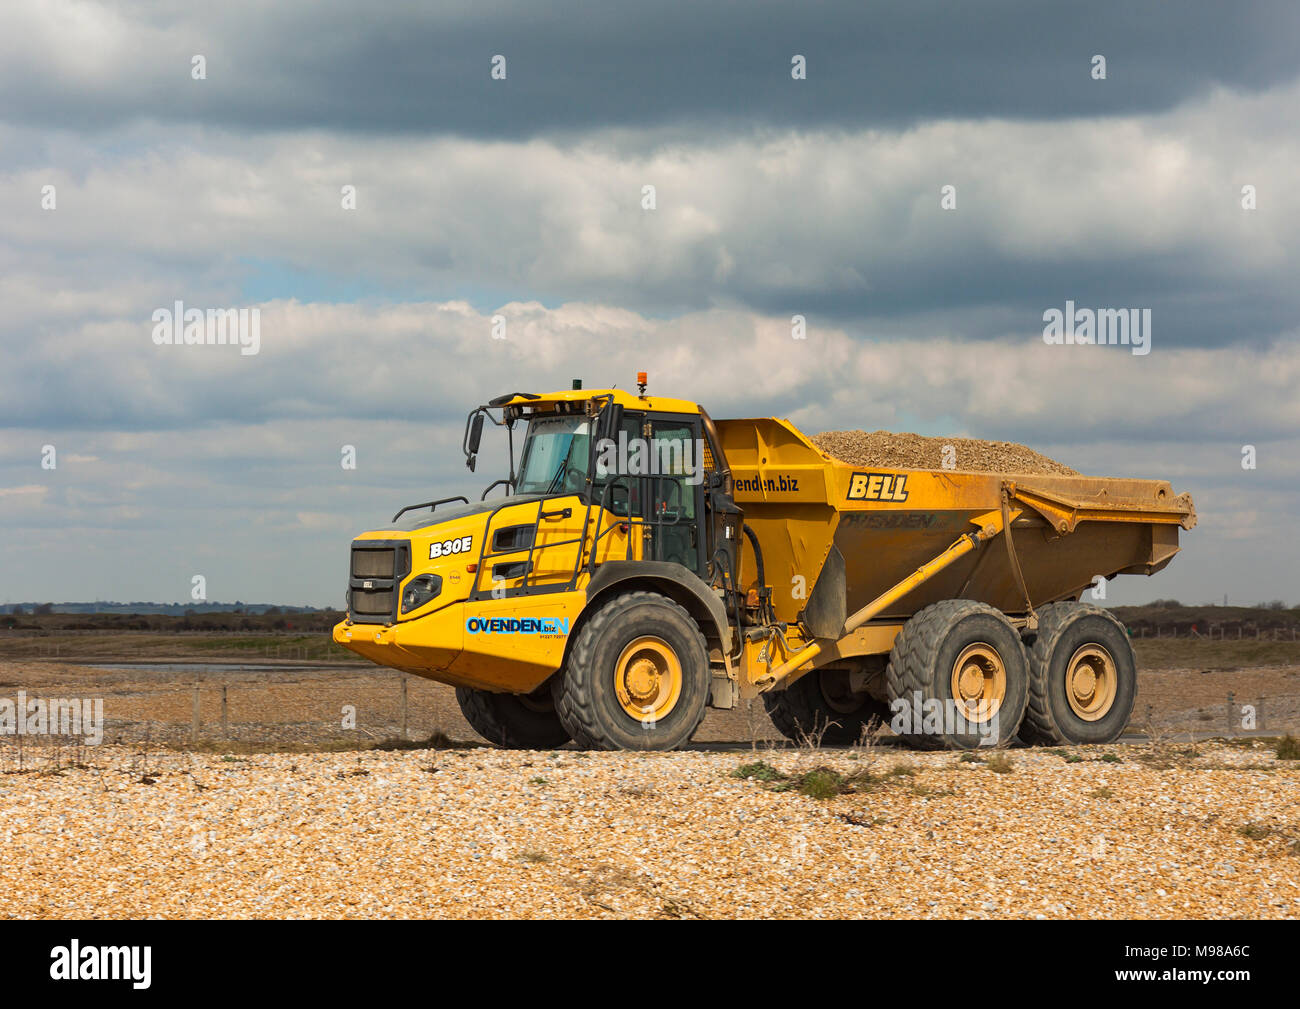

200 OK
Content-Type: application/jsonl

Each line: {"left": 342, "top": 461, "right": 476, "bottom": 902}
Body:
{"left": 465, "top": 412, "right": 485, "bottom": 471}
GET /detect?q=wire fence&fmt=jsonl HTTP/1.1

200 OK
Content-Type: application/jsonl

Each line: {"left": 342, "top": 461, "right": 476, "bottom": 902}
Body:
{"left": 1134, "top": 625, "right": 1299, "bottom": 640}
{"left": 0, "top": 669, "right": 466, "bottom": 768}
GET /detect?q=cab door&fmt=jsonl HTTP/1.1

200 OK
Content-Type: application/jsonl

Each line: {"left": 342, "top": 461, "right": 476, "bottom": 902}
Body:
{"left": 641, "top": 414, "right": 706, "bottom": 574}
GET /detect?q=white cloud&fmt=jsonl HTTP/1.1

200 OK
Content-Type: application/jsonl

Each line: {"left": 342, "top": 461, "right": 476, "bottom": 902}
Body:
{"left": 2, "top": 78, "right": 1298, "bottom": 336}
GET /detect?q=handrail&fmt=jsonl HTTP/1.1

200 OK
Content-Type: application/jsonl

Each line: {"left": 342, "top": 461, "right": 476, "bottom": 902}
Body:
{"left": 391, "top": 496, "right": 469, "bottom": 524}
{"left": 588, "top": 474, "right": 697, "bottom": 574}
{"left": 465, "top": 473, "right": 698, "bottom": 599}
{"left": 468, "top": 492, "right": 593, "bottom": 599}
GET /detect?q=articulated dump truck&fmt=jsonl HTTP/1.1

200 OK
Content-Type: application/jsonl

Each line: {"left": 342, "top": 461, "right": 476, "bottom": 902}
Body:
{"left": 334, "top": 383, "right": 1196, "bottom": 751}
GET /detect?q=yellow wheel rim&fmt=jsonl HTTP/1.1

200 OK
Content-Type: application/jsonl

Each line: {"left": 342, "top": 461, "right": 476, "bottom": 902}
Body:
{"left": 614, "top": 636, "right": 682, "bottom": 723}
{"left": 1064, "top": 644, "right": 1117, "bottom": 721}
{"left": 949, "top": 643, "right": 1006, "bottom": 722}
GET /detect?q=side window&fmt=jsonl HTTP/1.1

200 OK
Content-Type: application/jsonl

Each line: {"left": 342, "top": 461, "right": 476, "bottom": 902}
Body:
{"left": 647, "top": 418, "right": 703, "bottom": 573}
{"left": 648, "top": 422, "right": 697, "bottom": 521}
{"left": 593, "top": 412, "right": 644, "bottom": 515}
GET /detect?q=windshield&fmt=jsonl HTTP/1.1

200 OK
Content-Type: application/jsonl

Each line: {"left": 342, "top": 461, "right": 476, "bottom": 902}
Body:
{"left": 515, "top": 415, "right": 592, "bottom": 496}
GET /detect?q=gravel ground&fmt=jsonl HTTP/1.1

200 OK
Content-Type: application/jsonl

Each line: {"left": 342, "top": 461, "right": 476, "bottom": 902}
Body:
{"left": 1, "top": 741, "right": 1296, "bottom": 919}
{"left": 812, "top": 430, "right": 1078, "bottom": 475}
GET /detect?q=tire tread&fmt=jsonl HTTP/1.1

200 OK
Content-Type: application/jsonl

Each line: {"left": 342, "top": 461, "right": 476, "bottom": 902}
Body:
{"left": 553, "top": 590, "right": 709, "bottom": 751}
{"left": 455, "top": 686, "right": 570, "bottom": 749}
{"left": 885, "top": 599, "right": 1027, "bottom": 750}
{"left": 1019, "top": 601, "right": 1134, "bottom": 746}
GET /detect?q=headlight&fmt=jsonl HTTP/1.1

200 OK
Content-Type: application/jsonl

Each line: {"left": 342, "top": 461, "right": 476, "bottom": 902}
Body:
{"left": 401, "top": 573, "right": 442, "bottom": 613}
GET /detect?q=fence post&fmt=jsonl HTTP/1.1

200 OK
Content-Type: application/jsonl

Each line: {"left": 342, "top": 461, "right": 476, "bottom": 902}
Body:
{"left": 221, "top": 684, "right": 229, "bottom": 737}
{"left": 401, "top": 674, "right": 409, "bottom": 740}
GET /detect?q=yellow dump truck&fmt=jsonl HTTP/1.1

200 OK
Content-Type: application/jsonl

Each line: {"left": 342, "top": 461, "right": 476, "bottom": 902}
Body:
{"left": 334, "top": 381, "right": 1196, "bottom": 751}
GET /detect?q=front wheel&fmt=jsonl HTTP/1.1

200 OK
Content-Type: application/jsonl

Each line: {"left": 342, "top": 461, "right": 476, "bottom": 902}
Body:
{"left": 455, "top": 683, "right": 571, "bottom": 749}
{"left": 553, "top": 591, "right": 710, "bottom": 751}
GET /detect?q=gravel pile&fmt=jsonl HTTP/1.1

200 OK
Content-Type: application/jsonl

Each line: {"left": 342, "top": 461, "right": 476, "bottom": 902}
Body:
{"left": 812, "top": 430, "right": 1078, "bottom": 476}
{"left": 2, "top": 742, "right": 1296, "bottom": 919}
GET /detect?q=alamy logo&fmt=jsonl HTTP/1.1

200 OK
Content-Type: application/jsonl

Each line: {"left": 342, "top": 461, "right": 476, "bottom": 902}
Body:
{"left": 1042, "top": 301, "right": 1151, "bottom": 356}
{"left": 889, "top": 690, "right": 999, "bottom": 746}
{"left": 151, "top": 300, "right": 260, "bottom": 356}
{"left": 0, "top": 692, "right": 104, "bottom": 745}
{"left": 595, "top": 433, "right": 706, "bottom": 486}
{"left": 50, "top": 941, "right": 151, "bottom": 989}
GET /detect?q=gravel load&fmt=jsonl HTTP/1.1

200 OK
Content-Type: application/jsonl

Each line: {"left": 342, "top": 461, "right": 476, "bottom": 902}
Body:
{"left": 812, "top": 430, "right": 1078, "bottom": 476}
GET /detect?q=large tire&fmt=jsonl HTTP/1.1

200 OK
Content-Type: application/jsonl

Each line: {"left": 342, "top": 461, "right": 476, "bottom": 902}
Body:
{"left": 553, "top": 591, "right": 709, "bottom": 751}
{"left": 1019, "top": 602, "right": 1137, "bottom": 746}
{"left": 455, "top": 684, "right": 571, "bottom": 749}
{"left": 763, "top": 668, "right": 892, "bottom": 745}
{"left": 885, "top": 600, "right": 1030, "bottom": 750}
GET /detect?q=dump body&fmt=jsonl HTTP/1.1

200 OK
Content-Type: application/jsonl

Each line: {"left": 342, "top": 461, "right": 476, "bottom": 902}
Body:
{"left": 716, "top": 417, "right": 1196, "bottom": 632}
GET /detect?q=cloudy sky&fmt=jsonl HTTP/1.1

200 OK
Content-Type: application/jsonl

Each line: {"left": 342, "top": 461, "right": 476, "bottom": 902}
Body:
{"left": 1, "top": 0, "right": 1297, "bottom": 608}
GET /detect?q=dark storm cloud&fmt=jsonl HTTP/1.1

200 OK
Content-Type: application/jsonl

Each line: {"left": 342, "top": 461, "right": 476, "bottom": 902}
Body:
{"left": 3, "top": 0, "right": 1299, "bottom": 136}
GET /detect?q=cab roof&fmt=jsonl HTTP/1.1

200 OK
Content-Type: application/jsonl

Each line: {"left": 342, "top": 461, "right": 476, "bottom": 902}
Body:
{"left": 491, "top": 387, "right": 704, "bottom": 416}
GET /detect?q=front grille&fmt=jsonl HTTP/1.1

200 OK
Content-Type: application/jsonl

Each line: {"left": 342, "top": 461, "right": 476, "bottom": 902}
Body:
{"left": 347, "top": 540, "right": 410, "bottom": 623}
{"left": 350, "top": 587, "right": 395, "bottom": 617}
{"left": 352, "top": 547, "right": 396, "bottom": 579}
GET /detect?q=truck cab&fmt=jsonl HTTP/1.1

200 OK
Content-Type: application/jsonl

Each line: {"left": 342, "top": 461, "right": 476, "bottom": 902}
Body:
{"left": 334, "top": 384, "right": 746, "bottom": 750}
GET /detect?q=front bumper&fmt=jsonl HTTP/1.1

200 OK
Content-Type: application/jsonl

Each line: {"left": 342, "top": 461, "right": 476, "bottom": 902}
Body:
{"left": 332, "top": 593, "right": 577, "bottom": 693}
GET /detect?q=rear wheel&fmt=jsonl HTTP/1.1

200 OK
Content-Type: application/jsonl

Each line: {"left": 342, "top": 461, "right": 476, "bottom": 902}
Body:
{"left": 553, "top": 591, "right": 710, "bottom": 751}
{"left": 763, "top": 667, "right": 891, "bottom": 745}
{"left": 1019, "top": 602, "right": 1136, "bottom": 746}
{"left": 455, "top": 683, "right": 571, "bottom": 749}
{"left": 885, "top": 600, "right": 1029, "bottom": 750}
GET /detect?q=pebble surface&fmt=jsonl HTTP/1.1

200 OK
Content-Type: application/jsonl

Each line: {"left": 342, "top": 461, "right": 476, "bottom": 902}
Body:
{"left": 812, "top": 430, "right": 1078, "bottom": 475}
{"left": 2, "top": 743, "right": 1296, "bottom": 919}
